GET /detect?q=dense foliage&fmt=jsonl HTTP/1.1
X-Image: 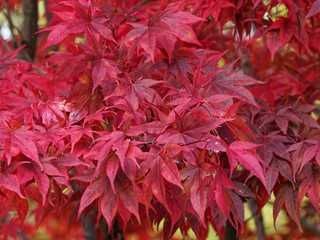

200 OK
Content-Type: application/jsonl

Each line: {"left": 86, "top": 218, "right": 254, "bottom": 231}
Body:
{"left": 1, "top": 0, "right": 320, "bottom": 239}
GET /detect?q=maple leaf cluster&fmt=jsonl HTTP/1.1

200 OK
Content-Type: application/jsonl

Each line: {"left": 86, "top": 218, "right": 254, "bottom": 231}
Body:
{"left": 1, "top": 0, "right": 320, "bottom": 239}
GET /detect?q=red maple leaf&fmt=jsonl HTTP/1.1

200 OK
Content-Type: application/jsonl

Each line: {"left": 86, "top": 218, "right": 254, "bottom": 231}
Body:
{"left": 273, "top": 181, "right": 302, "bottom": 231}
{"left": 227, "top": 141, "right": 267, "bottom": 189}
{"left": 0, "top": 124, "right": 41, "bottom": 166}
{"left": 122, "top": 2, "right": 204, "bottom": 61}
{"left": 42, "top": 0, "right": 115, "bottom": 48}
{"left": 298, "top": 164, "right": 320, "bottom": 217}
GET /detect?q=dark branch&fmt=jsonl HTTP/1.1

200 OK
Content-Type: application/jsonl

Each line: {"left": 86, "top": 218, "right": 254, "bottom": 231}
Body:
{"left": 2, "top": 1, "right": 19, "bottom": 48}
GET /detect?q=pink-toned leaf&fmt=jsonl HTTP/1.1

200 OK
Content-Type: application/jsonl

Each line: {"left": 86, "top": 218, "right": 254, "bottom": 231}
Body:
{"left": 119, "top": 185, "right": 140, "bottom": 223}
{"left": 100, "top": 190, "right": 118, "bottom": 230}
{"left": 306, "top": 0, "right": 320, "bottom": 18}
{"left": 78, "top": 177, "right": 106, "bottom": 218}
{"left": 301, "top": 143, "right": 319, "bottom": 170}
{"left": 227, "top": 141, "right": 267, "bottom": 189}
{"left": 0, "top": 173, "right": 24, "bottom": 198}
{"left": 273, "top": 182, "right": 302, "bottom": 231}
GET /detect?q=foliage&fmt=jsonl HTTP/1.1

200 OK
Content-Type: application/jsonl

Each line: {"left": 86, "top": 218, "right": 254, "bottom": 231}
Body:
{"left": 1, "top": 0, "right": 320, "bottom": 239}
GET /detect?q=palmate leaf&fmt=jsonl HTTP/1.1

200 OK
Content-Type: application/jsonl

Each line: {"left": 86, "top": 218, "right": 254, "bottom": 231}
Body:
{"left": 2, "top": 0, "right": 320, "bottom": 237}
{"left": 100, "top": 182, "right": 118, "bottom": 230}
{"left": 78, "top": 33, "right": 119, "bottom": 92}
{"left": 122, "top": 2, "right": 204, "bottom": 61}
{"left": 208, "top": 166, "right": 242, "bottom": 230}
{"left": 306, "top": 0, "right": 320, "bottom": 18}
{"left": 109, "top": 77, "right": 162, "bottom": 110}
{"left": 78, "top": 177, "right": 106, "bottom": 219}
{"left": 223, "top": 102, "right": 256, "bottom": 142}
{"left": 273, "top": 181, "right": 302, "bottom": 231}
{"left": 42, "top": 0, "right": 115, "bottom": 48}
{"left": 0, "top": 173, "right": 24, "bottom": 198}
{"left": 301, "top": 142, "right": 320, "bottom": 169}
{"left": 157, "top": 110, "right": 229, "bottom": 147}
{"left": 16, "top": 163, "right": 50, "bottom": 206}
{"left": 227, "top": 141, "right": 267, "bottom": 189}
{"left": 78, "top": 176, "right": 140, "bottom": 229}
{"left": 39, "top": 97, "right": 66, "bottom": 127}
{"left": 12, "top": 194, "right": 29, "bottom": 225}
{"left": 66, "top": 82, "right": 104, "bottom": 122}
{"left": 0, "top": 126, "right": 41, "bottom": 167}
{"left": 86, "top": 131, "right": 130, "bottom": 170}
{"left": 261, "top": 6, "right": 309, "bottom": 54}
{"left": 180, "top": 164, "right": 208, "bottom": 226}
{"left": 141, "top": 145, "right": 183, "bottom": 212}
{"left": 298, "top": 164, "right": 320, "bottom": 217}
{"left": 163, "top": 46, "right": 196, "bottom": 86}
{"left": 210, "top": 63, "right": 263, "bottom": 106}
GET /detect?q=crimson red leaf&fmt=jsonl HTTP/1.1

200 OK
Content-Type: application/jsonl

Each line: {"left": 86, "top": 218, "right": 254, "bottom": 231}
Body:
{"left": 106, "top": 153, "right": 119, "bottom": 192}
{"left": 267, "top": 31, "right": 281, "bottom": 61}
{"left": 227, "top": 141, "right": 267, "bottom": 189}
{"left": 273, "top": 182, "right": 302, "bottom": 231}
{"left": 298, "top": 165, "right": 320, "bottom": 217}
{"left": 100, "top": 188, "right": 118, "bottom": 230}
{"left": 1, "top": 126, "right": 41, "bottom": 167}
{"left": 119, "top": 185, "right": 140, "bottom": 223}
{"left": 0, "top": 173, "right": 24, "bottom": 198}
{"left": 123, "top": 3, "right": 203, "bottom": 61}
{"left": 180, "top": 165, "right": 207, "bottom": 226}
{"left": 78, "top": 177, "right": 106, "bottom": 218}
{"left": 301, "top": 143, "right": 320, "bottom": 170}
{"left": 12, "top": 194, "right": 29, "bottom": 224}
{"left": 306, "top": 0, "right": 320, "bottom": 18}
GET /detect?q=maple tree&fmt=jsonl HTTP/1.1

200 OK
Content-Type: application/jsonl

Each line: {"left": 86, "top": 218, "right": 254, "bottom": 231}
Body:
{"left": 1, "top": 0, "right": 320, "bottom": 239}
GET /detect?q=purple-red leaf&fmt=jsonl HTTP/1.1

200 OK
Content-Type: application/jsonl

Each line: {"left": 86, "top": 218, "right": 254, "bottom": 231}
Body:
{"left": 306, "top": 0, "right": 320, "bottom": 18}
{"left": 227, "top": 141, "right": 267, "bottom": 189}
{"left": 78, "top": 177, "right": 106, "bottom": 218}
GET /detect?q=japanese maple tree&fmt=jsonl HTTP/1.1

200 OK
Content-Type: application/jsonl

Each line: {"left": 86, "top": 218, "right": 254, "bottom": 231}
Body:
{"left": 1, "top": 0, "right": 320, "bottom": 239}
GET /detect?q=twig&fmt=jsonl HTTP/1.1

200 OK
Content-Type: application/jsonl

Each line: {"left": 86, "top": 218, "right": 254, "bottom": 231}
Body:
{"left": 114, "top": 14, "right": 131, "bottom": 30}
{"left": 135, "top": 0, "right": 152, "bottom": 7}
{"left": 104, "top": 13, "right": 136, "bottom": 43}
{"left": 136, "top": 138, "right": 212, "bottom": 147}
{"left": 105, "top": 17, "right": 118, "bottom": 43}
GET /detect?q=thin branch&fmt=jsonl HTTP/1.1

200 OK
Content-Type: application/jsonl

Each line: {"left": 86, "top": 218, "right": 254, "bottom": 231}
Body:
{"left": 104, "top": 12, "right": 136, "bottom": 43}
{"left": 105, "top": 17, "right": 118, "bottom": 43}
{"left": 135, "top": 0, "right": 152, "bottom": 7}
{"left": 135, "top": 138, "right": 212, "bottom": 147}
{"left": 244, "top": 214, "right": 254, "bottom": 223}
{"left": 114, "top": 14, "right": 131, "bottom": 30}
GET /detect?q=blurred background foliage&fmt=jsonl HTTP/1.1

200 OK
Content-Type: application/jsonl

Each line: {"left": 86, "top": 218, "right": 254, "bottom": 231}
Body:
{"left": 0, "top": 1, "right": 320, "bottom": 239}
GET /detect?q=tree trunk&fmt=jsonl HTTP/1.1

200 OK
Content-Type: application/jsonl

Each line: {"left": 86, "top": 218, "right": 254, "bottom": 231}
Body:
{"left": 248, "top": 198, "right": 266, "bottom": 240}
{"left": 99, "top": 218, "right": 124, "bottom": 240}
{"left": 84, "top": 212, "right": 97, "bottom": 240}
{"left": 224, "top": 220, "right": 238, "bottom": 240}
{"left": 19, "top": 0, "right": 38, "bottom": 61}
